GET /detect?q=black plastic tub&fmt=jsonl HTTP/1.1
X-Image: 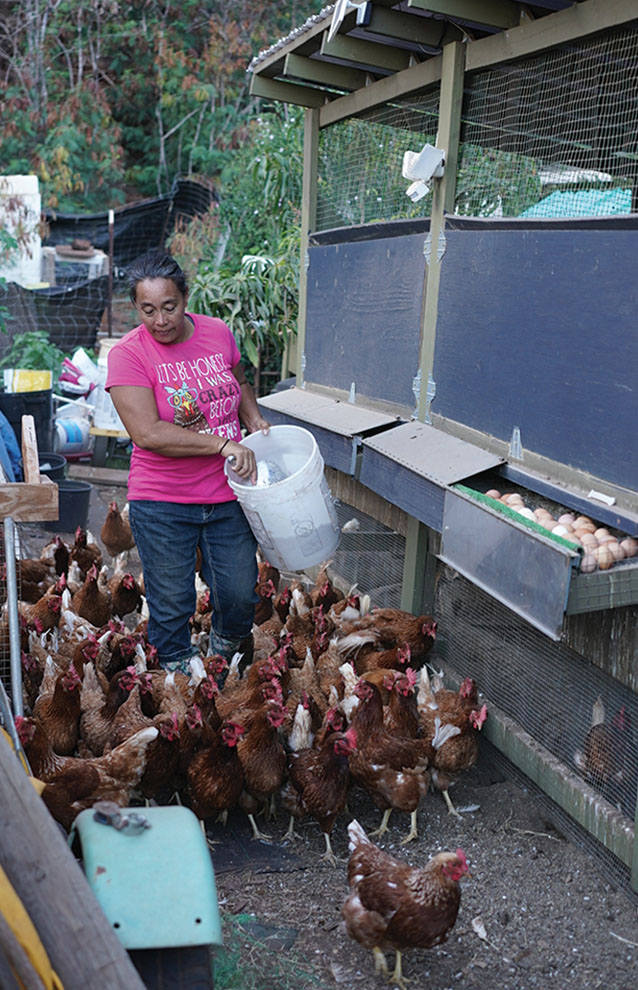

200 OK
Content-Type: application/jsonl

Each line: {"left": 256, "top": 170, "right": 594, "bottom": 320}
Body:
{"left": 44, "top": 479, "right": 92, "bottom": 532}
{"left": 38, "top": 451, "right": 67, "bottom": 481}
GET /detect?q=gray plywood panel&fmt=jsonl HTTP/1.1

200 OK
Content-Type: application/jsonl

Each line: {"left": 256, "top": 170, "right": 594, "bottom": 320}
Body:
{"left": 433, "top": 222, "right": 638, "bottom": 492}
{"left": 362, "top": 421, "right": 503, "bottom": 484}
{"left": 359, "top": 446, "right": 445, "bottom": 531}
{"left": 258, "top": 387, "right": 399, "bottom": 437}
{"left": 305, "top": 232, "right": 427, "bottom": 408}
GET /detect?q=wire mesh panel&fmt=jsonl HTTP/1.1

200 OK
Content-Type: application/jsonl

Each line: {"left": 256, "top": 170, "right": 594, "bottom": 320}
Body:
{"left": 330, "top": 499, "right": 406, "bottom": 609}
{"left": 316, "top": 91, "right": 440, "bottom": 231}
{"left": 458, "top": 24, "right": 638, "bottom": 218}
{"left": 434, "top": 561, "right": 638, "bottom": 894}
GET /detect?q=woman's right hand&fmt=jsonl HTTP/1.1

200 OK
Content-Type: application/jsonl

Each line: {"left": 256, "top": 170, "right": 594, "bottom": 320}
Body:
{"left": 222, "top": 439, "right": 257, "bottom": 483}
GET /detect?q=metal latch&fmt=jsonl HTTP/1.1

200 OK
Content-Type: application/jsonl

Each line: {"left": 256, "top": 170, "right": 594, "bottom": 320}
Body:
{"left": 93, "top": 801, "right": 151, "bottom": 832}
{"left": 424, "top": 229, "right": 446, "bottom": 266}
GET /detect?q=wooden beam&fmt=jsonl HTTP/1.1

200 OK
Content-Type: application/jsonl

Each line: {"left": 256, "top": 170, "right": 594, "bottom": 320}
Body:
{"left": 284, "top": 53, "right": 368, "bottom": 92}
{"left": 0, "top": 732, "right": 148, "bottom": 989}
{"left": 249, "top": 74, "right": 328, "bottom": 108}
{"left": 407, "top": 0, "right": 520, "bottom": 30}
{"left": 320, "top": 54, "right": 442, "bottom": 127}
{"left": 417, "top": 40, "right": 465, "bottom": 423}
{"left": 465, "top": 0, "right": 638, "bottom": 72}
{"left": 366, "top": 6, "right": 464, "bottom": 46}
{"left": 20, "top": 415, "right": 40, "bottom": 484}
{"left": 0, "top": 477, "right": 58, "bottom": 522}
{"left": 321, "top": 33, "right": 413, "bottom": 73}
{"left": 401, "top": 518, "right": 438, "bottom": 613}
{"left": 297, "top": 108, "right": 320, "bottom": 384}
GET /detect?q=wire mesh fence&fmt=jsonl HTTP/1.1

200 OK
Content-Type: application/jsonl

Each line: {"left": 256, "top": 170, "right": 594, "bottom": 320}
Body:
{"left": 434, "top": 561, "right": 638, "bottom": 896}
{"left": 316, "top": 91, "right": 440, "bottom": 231}
{"left": 458, "top": 24, "right": 638, "bottom": 219}
{"left": 329, "top": 498, "right": 406, "bottom": 609}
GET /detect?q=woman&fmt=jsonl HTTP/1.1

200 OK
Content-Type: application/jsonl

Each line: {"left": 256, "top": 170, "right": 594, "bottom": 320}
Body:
{"left": 106, "top": 250, "right": 270, "bottom": 673}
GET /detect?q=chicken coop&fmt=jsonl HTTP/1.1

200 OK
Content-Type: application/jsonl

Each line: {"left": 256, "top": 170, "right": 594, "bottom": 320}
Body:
{"left": 249, "top": 0, "right": 638, "bottom": 896}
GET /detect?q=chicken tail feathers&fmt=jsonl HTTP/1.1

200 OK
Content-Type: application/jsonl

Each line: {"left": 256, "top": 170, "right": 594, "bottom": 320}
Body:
{"left": 347, "top": 818, "right": 370, "bottom": 851}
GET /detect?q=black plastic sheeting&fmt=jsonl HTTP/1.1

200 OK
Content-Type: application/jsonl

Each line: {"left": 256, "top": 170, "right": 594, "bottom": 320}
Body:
{"left": 0, "top": 276, "right": 110, "bottom": 353}
{"left": 43, "top": 176, "right": 218, "bottom": 270}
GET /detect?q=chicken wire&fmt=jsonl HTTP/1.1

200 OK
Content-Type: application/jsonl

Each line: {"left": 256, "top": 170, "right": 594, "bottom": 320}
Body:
{"left": 316, "top": 91, "right": 440, "bottom": 231}
{"left": 0, "top": 519, "right": 21, "bottom": 722}
{"left": 328, "top": 499, "right": 406, "bottom": 610}
{"left": 458, "top": 24, "right": 638, "bottom": 219}
{"left": 433, "top": 561, "right": 638, "bottom": 897}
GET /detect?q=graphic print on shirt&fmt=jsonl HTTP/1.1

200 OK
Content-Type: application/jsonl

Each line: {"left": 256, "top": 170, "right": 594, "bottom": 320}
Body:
{"left": 157, "top": 350, "right": 241, "bottom": 441}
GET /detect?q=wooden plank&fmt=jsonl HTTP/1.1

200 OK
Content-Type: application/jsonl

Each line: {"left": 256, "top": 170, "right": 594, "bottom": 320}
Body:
{"left": 367, "top": 6, "right": 464, "bottom": 46}
{"left": 417, "top": 39, "right": 465, "bottom": 422}
{"left": 321, "top": 33, "right": 413, "bottom": 72}
{"left": 319, "top": 49, "right": 441, "bottom": 127}
{"left": 20, "top": 415, "right": 40, "bottom": 485}
{"left": 0, "top": 732, "right": 147, "bottom": 990}
{"left": 465, "top": 0, "right": 638, "bottom": 72}
{"left": 284, "top": 53, "right": 369, "bottom": 91}
{"left": 89, "top": 426, "right": 129, "bottom": 438}
{"left": 408, "top": 0, "right": 520, "bottom": 30}
{"left": 249, "top": 74, "right": 328, "bottom": 108}
{"left": 68, "top": 464, "right": 129, "bottom": 487}
{"left": 401, "top": 517, "right": 438, "bottom": 614}
{"left": 298, "top": 108, "right": 320, "bottom": 382}
{"left": 0, "top": 478, "right": 58, "bottom": 522}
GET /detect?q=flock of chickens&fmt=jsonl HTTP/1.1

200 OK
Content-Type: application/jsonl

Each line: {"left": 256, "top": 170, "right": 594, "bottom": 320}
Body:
{"left": 6, "top": 500, "right": 491, "bottom": 985}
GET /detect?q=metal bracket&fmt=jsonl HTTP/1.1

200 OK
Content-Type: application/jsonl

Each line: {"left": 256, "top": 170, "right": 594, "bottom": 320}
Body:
{"left": 300, "top": 351, "right": 306, "bottom": 389}
{"left": 303, "top": 249, "right": 310, "bottom": 273}
{"left": 509, "top": 426, "right": 523, "bottom": 460}
{"left": 424, "top": 229, "right": 446, "bottom": 266}
{"left": 348, "top": 381, "right": 356, "bottom": 404}
{"left": 411, "top": 368, "right": 422, "bottom": 420}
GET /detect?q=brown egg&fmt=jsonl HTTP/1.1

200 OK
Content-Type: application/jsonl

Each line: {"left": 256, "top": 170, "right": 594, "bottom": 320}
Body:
{"left": 563, "top": 533, "right": 582, "bottom": 545}
{"left": 596, "top": 534, "right": 615, "bottom": 546}
{"left": 593, "top": 545, "right": 614, "bottom": 570}
{"left": 620, "top": 537, "right": 638, "bottom": 558}
{"left": 579, "top": 554, "right": 597, "bottom": 573}
{"left": 559, "top": 522, "right": 575, "bottom": 532}
{"left": 607, "top": 542, "right": 625, "bottom": 561}
{"left": 485, "top": 489, "right": 501, "bottom": 499}
{"left": 575, "top": 516, "right": 593, "bottom": 527}
{"left": 558, "top": 513, "right": 576, "bottom": 525}
{"left": 594, "top": 528, "right": 610, "bottom": 540}
{"left": 579, "top": 533, "right": 597, "bottom": 548}
{"left": 575, "top": 522, "right": 596, "bottom": 535}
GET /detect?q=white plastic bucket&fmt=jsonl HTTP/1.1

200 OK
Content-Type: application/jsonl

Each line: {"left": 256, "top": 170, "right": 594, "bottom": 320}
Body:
{"left": 225, "top": 425, "right": 340, "bottom": 571}
{"left": 55, "top": 417, "right": 92, "bottom": 454}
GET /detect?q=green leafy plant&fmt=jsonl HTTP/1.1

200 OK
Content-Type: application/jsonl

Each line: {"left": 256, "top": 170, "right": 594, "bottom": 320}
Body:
{"left": 0, "top": 330, "right": 65, "bottom": 377}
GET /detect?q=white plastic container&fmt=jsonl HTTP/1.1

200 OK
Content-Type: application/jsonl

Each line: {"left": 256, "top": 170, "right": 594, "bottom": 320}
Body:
{"left": 225, "top": 425, "right": 340, "bottom": 571}
{"left": 55, "top": 416, "right": 92, "bottom": 454}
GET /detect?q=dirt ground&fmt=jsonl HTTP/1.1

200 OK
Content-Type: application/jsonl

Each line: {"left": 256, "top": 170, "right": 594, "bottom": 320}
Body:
{"left": 19, "top": 480, "right": 638, "bottom": 990}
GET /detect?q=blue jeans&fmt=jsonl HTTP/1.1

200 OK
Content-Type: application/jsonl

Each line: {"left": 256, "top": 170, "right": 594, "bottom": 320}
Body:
{"left": 128, "top": 499, "right": 258, "bottom": 668}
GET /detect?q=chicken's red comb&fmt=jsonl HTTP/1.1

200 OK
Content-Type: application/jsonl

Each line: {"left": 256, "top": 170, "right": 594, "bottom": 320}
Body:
{"left": 456, "top": 848, "right": 468, "bottom": 868}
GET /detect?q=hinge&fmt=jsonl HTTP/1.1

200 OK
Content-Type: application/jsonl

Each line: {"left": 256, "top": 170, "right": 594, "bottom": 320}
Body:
{"left": 348, "top": 381, "right": 356, "bottom": 404}
{"left": 423, "top": 229, "right": 446, "bottom": 266}
{"left": 300, "top": 351, "right": 306, "bottom": 389}
{"left": 304, "top": 250, "right": 310, "bottom": 273}
{"left": 411, "top": 368, "right": 422, "bottom": 420}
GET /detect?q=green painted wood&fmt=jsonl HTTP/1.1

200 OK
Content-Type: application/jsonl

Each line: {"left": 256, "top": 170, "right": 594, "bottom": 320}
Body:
{"left": 367, "top": 6, "right": 464, "bottom": 45}
{"left": 416, "top": 40, "right": 465, "bottom": 423}
{"left": 249, "top": 74, "right": 327, "bottom": 108}
{"left": 407, "top": 0, "right": 520, "bottom": 30}
{"left": 320, "top": 56, "right": 442, "bottom": 127}
{"left": 321, "top": 33, "right": 413, "bottom": 72}
{"left": 297, "top": 108, "right": 320, "bottom": 383}
{"left": 465, "top": 0, "right": 638, "bottom": 72}
{"left": 284, "top": 53, "right": 368, "bottom": 91}
{"left": 400, "top": 518, "right": 438, "bottom": 614}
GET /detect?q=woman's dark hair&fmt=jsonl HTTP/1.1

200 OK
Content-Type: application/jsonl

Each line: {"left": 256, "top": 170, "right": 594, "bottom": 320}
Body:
{"left": 127, "top": 250, "right": 188, "bottom": 303}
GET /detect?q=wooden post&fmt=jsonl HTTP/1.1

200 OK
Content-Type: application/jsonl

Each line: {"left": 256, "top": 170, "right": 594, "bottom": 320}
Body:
{"left": 400, "top": 518, "right": 438, "bottom": 615}
{"left": 0, "top": 732, "right": 147, "bottom": 990}
{"left": 107, "top": 209, "right": 114, "bottom": 337}
{"left": 297, "top": 107, "right": 320, "bottom": 386}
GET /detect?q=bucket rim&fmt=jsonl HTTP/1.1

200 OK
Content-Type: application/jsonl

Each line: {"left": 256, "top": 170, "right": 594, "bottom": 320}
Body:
{"left": 225, "top": 424, "right": 319, "bottom": 492}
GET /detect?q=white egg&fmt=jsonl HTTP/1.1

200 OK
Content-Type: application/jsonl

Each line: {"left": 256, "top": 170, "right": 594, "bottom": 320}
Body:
{"left": 517, "top": 507, "right": 535, "bottom": 520}
{"left": 552, "top": 524, "right": 569, "bottom": 537}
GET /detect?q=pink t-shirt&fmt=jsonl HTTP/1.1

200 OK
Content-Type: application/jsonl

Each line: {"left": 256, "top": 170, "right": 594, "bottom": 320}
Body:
{"left": 105, "top": 312, "right": 242, "bottom": 502}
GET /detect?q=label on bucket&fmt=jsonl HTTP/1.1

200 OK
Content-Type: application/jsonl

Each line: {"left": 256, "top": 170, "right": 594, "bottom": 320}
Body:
{"left": 241, "top": 506, "right": 274, "bottom": 550}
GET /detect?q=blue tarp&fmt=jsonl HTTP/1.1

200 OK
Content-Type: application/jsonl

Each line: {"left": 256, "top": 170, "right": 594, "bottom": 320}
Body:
{"left": 518, "top": 187, "right": 632, "bottom": 218}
